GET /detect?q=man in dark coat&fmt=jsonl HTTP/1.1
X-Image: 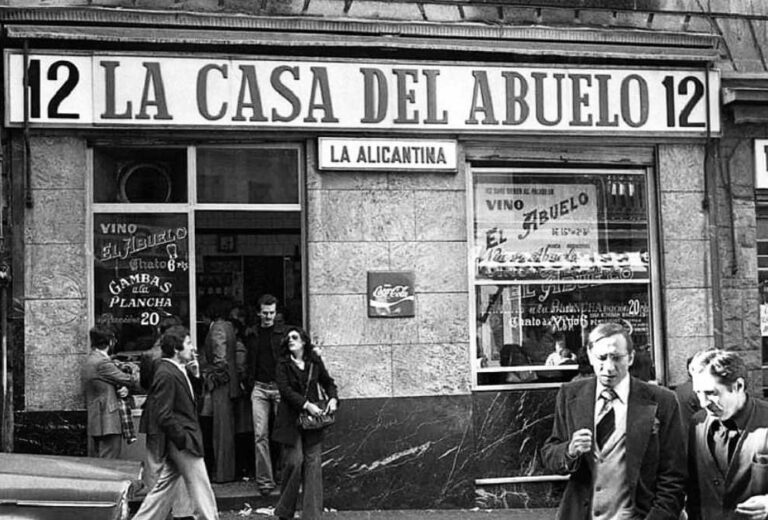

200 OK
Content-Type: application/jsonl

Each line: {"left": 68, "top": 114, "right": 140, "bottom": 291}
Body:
{"left": 540, "top": 322, "right": 686, "bottom": 520}
{"left": 132, "top": 325, "right": 218, "bottom": 520}
{"left": 687, "top": 349, "right": 768, "bottom": 520}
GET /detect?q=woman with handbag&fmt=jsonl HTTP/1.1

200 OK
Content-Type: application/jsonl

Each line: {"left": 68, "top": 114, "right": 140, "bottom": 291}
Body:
{"left": 273, "top": 326, "right": 338, "bottom": 520}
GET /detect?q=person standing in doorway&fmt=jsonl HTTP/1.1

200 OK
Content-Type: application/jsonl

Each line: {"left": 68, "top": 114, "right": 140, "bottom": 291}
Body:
{"left": 540, "top": 321, "right": 686, "bottom": 520}
{"left": 132, "top": 326, "right": 218, "bottom": 520}
{"left": 245, "top": 294, "right": 287, "bottom": 495}
{"left": 81, "top": 324, "right": 140, "bottom": 459}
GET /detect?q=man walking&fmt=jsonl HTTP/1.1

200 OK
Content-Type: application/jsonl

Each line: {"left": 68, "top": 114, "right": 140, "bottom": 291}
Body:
{"left": 687, "top": 349, "right": 768, "bottom": 520}
{"left": 81, "top": 324, "right": 139, "bottom": 459}
{"left": 132, "top": 325, "right": 218, "bottom": 520}
{"left": 245, "top": 293, "right": 286, "bottom": 495}
{"left": 540, "top": 322, "right": 686, "bottom": 520}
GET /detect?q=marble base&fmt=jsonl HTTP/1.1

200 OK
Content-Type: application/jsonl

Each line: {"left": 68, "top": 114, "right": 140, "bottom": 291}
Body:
{"left": 14, "top": 410, "right": 87, "bottom": 456}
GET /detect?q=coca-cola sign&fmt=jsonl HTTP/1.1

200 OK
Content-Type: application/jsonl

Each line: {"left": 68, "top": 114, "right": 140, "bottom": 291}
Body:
{"left": 367, "top": 271, "right": 415, "bottom": 318}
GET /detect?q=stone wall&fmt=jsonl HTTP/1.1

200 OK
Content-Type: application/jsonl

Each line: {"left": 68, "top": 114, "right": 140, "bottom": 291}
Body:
{"left": 306, "top": 140, "right": 471, "bottom": 399}
{"left": 24, "top": 134, "right": 88, "bottom": 410}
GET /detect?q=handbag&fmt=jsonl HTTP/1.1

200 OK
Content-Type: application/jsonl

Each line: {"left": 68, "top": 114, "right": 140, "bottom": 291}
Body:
{"left": 297, "top": 362, "right": 336, "bottom": 430}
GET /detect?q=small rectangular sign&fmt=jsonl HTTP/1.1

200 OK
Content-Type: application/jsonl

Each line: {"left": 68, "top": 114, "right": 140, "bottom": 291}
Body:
{"left": 367, "top": 271, "right": 415, "bottom": 318}
{"left": 318, "top": 138, "right": 457, "bottom": 172}
{"left": 756, "top": 139, "right": 768, "bottom": 189}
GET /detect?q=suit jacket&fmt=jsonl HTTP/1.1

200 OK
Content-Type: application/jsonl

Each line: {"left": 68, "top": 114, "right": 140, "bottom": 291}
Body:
{"left": 81, "top": 350, "right": 139, "bottom": 437}
{"left": 273, "top": 352, "right": 338, "bottom": 447}
{"left": 143, "top": 358, "right": 204, "bottom": 458}
{"left": 540, "top": 376, "right": 686, "bottom": 520}
{"left": 687, "top": 397, "right": 768, "bottom": 520}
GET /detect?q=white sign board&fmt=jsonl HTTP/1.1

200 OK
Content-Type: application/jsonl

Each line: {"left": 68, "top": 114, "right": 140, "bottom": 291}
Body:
{"left": 318, "top": 138, "right": 457, "bottom": 171}
{"left": 5, "top": 51, "right": 720, "bottom": 135}
{"left": 756, "top": 139, "right": 768, "bottom": 189}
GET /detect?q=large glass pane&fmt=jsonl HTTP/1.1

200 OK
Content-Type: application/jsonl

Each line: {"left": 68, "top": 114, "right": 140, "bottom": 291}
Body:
{"left": 93, "top": 213, "right": 190, "bottom": 354}
{"left": 473, "top": 171, "right": 649, "bottom": 282}
{"left": 93, "top": 147, "right": 187, "bottom": 203}
{"left": 197, "top": 147, "right": 299, "bottom": 204}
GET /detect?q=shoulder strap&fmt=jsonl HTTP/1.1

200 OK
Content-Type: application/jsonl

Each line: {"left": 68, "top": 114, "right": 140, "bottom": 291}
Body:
{"left": 303, "top": 362, "right": 314, "bottom": 400}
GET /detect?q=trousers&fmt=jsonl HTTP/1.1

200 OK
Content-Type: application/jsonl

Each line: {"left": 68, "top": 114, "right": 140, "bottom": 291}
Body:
{"left": 132, "top": 441, "right": 219, "bottom": 520}
{"left": 274, "top": 432, "right": 323, "bottom": 520}
{"left": 144, "top": 433, "right": 195, "bottom": 517}
{"left": 251, "top": 382, "right": 281, "bottom": 490}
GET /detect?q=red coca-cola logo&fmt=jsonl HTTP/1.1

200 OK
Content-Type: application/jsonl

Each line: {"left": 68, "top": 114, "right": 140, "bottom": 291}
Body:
{"left": 372, "top": 284, "right": 410, "bottom": 299}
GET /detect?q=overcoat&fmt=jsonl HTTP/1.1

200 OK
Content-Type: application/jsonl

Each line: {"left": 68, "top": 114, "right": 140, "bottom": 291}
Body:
{"left": 687, "top": 397, "right": 768, "bottom": 520}
{"left": 273, "top": 352, "right": 338, "bottom": 447}
{"left": 540, "top": 376, "right": 686, "bottom": 520}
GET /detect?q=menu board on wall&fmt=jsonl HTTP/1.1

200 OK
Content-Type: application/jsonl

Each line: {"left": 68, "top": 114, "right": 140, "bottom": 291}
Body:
{"left": 94, "top": 213, "right": 190, "bottom": 351}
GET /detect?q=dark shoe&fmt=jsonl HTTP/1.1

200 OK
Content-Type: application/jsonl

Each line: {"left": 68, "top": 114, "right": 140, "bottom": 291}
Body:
{"left": 259, "top": 486, "right": 275, "bottom": 496}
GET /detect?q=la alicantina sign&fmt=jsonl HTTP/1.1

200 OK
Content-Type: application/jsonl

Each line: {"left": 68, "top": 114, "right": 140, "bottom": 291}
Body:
{"left": 318, "top": 138, "right": 457, "bottom": 172}
{"left": 5, "top": 51, "right": 719, "bottom": 135}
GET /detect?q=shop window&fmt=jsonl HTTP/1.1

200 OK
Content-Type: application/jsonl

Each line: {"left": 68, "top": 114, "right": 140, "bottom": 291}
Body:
{"left": 471, "top": 168, "right": 655, "bottom": 388}
{"left": 91, "top": 144, "right": 303, "bottom": 358}
{"left": 93, "top": 147, "right": 187, "bottom": 203}
{"left": 197, "top": 147, "right": 299, "bottom": 204}
{"left": 757, "top": 211, "right": 768, "bottom": 397}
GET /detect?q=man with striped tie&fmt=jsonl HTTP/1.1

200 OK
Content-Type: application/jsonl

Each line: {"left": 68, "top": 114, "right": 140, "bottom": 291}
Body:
{"left": 541, "top": 322, "right": 686, "bottom": 520}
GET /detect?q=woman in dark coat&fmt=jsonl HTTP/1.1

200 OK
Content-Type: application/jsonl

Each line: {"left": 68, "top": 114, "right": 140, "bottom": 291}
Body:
{"left": 273, "top": 326, "right": 338, "bottom": 520}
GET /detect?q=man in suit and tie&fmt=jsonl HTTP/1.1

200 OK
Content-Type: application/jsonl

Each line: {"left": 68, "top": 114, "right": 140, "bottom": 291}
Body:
{"left": 81, "top": 324, "right": 140, "bottom": 459}
{"left": 686, "top": 349, "right": 768, "bottom": 520}
{"left": 132, "top": 325, "right": 219, "bottom": 520}
{"left": 541, "top": 322, "right": 686, "bottom": 520}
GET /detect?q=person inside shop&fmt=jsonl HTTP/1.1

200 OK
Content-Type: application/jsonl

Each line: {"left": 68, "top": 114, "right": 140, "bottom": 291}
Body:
{"left": 198, "top": 297, "right": 239, "bottom": 483}
{"left": 272, "top": 326, "right": 338, "bottom": 520}
{"left": 138, "top": 314, "right": 197, "bottom": 520}
{"left": 545, "top": 331, "right": 577, "bottom": 366}
{"left": 245, "top": 293, "right": 288, "bottom": 495}
{"left": 686, "top": 348, "right": 768, "bottom": 520}
{"left": 629, "top": 342, "right": 656, "bottom": 382}
{"left": 540, "top": 321, "right": 686, "bottom": 520}
{"left": 131, "top": 325, "right": 219, "bottom": 520}
{"left": 81, "top": 324, "right": 141, "bottom": 459}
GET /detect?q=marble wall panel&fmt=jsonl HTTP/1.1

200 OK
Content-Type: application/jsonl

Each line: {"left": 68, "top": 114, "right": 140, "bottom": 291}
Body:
{"left": 472, "top": 390, "right": 558, "bottom": 479}
{"left": 25, "top": 353, "right": 86, "bottom": 410}
{"left": 322, "top": 344, "right": 393, "bottom": 398}
{"left": 361, "top": 190, "right": 416, "bottom": 242}
{"left": 25, "top": 299, "right": 88, "bottom": 357}
{"left": 309, "top": 294, "right": 419, "bottom": 347}
{"left": 660, "top": 192, "right": 707, "bottom": 241}
{"left": 392, "top": 342, "right": 471, "bottom": 396}
{"left": 476, "top": 482, "right": 566, "bottom": 509}
{"left": 658, "top": 144, "right": 705, "bottom": 192}
{"left": 387, "top": 158, "right": 466, "bottom": 191}
{"left": 307, "top": 190, "right": 366, "bottom": 242}
{"left": 663, "top": 239, "right": 710, "bottom": 289}
{"left": 416, "top": 292, "right": 469, "bottom": 344}
{"left": 414, "top": 190, "right": 467, "bottom": 242}
{"left": 389, "top": 241, "right": 467, "bottom": 293}
{"left": 24, "top": 189, "right": 85, "bottom": 244}
{"left": 308, "top": 242, "right": 389, "bottom": 294}
{"left": 30, "top": 136, "right": 87, "bottom": 190}
{"left": 25, "top": 243, "right": 87, "bottom": 299}
{"left": 664, "top": 289, "right": 713, "bottom": 339}
{"left": 666, "top": 336, "right": 714, "bottom": 386}
{"left": 323, "top": 394, "right": 475, "bottom": 509}
{"left": 14, "top": 411, "right": 88, "bottom": 456}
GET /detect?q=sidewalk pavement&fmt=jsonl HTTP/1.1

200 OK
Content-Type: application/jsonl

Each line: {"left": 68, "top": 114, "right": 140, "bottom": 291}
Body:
{"left": 219, "top": 507, "right": 557, "bottom": 520}
{"left": 212, "top": 481, "right": 557, "bottom": 520}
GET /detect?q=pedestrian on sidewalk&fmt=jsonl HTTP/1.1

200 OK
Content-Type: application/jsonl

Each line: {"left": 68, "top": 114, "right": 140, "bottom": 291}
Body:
{"left": 244, "top": 294, "right": 287, "bottom": 495}
{"left": 139, "top": 315, "right": 197, "bottom": 520}
{"left": 540, "top": 321, "right": 686, "bottom": 520}
{"left": 273, "top": 326, "right": 338, "bottom": 520}
{"left": 132, "top": 325, "right": 218, "bottom": 520}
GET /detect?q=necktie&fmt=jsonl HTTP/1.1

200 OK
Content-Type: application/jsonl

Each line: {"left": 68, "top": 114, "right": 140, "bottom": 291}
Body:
{"left": 596, "top": 388, "right": 617, "bottom": 449}
{"left": 711, "top": 419, "right": 739, "bottom": 472}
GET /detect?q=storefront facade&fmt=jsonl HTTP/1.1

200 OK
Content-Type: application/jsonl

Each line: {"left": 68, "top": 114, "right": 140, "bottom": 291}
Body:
{"left": 0, "top": 1, "right": 761, "bottom": 510}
